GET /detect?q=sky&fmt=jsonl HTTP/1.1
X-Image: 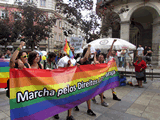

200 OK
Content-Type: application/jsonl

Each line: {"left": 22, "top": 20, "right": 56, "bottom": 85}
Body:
{"left": 63, "top": 0, "right": 101, "bottom": 32}
{"left": 63, "top": 0, "right": 97, "bottom": 19}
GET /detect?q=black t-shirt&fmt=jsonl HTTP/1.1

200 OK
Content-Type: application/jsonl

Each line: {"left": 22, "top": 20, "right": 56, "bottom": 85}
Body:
{"left": 144, "top": 48, "right": 149, "bottom": 55}
{"left": 147, "top": 49, "right": 152, "bottom": 56}
{"left": 78, "top": 58, "right": 92, "bottom": 65}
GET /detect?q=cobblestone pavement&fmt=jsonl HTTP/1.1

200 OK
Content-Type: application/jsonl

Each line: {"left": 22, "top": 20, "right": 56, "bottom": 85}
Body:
{"left": 0, "top": 78, "right": 160, "bottom": 120}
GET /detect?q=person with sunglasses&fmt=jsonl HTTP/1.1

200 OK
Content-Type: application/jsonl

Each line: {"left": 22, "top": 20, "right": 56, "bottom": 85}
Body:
{"left": 10, "top": 41, "right": 30, "bottom": 69}
{"left": 7, "top": 41, "right": 30, "bottom": 98}
{"left": 28, "top": 51, "right": 43, "bottom": 69}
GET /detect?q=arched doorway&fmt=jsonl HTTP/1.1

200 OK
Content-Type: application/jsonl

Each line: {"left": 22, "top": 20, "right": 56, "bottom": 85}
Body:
{"left": 129, "top": 6, "right": 159, "bottom": 47}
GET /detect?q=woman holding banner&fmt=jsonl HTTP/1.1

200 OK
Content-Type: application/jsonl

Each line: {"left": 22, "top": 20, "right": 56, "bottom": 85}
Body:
{"left": 92, "top": 52, "right": 109, "bottom": 107}
{"left": 7, "top": 41, "right": 30, "bottom": 98}
{"left": 75, "top": 45, "right": 96, "bottom": 116}
{"left": 106, "top": 39, "right": 121, "bottom": 101}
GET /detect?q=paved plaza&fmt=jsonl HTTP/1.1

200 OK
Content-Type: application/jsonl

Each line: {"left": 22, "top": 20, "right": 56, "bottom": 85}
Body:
{"left": 0, "top": 78, "right": 160, "bottom": 120}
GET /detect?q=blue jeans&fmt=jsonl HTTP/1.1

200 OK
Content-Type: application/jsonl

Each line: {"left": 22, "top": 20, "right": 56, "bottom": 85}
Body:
{"left": 121, "top": 57, "right": 125, "bottom": 67}
{"left": 118, "top": 57, "right": 121, "bottom": 67}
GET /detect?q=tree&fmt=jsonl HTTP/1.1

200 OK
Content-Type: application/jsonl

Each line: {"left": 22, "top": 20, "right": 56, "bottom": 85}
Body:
{"left": 0, "top": 7, "right": 12, "bottom": 47}
{"left": 13, "top": 2, "right": 56, "bottom": 50}
{"left": 55, "top": 0, "right": 101, "bottom": 43}
{"left": 80, "top": 11, "right": 101, "bottom": 43}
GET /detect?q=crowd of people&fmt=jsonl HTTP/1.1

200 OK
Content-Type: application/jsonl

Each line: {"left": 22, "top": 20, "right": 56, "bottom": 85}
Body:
{"left": 2, "top": 40, "right": 122, "bottom": 120}
{"left": 0, "top": 40, "right": 153, "bottom": 120}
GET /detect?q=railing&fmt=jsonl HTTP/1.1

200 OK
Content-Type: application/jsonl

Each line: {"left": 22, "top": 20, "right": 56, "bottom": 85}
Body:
{"left": 118, "top": 67, "right": 160, "bottom": 80}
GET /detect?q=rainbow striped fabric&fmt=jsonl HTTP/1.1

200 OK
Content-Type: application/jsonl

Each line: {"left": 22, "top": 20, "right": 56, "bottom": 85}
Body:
{"left": 63, "top": 39, "right": 74, "bottom": 58}
{"left": 0, "top": 59, "right": 10, "bottom": 88}
{"left": 10, "top": 59, "right": 119, "bottom": 120}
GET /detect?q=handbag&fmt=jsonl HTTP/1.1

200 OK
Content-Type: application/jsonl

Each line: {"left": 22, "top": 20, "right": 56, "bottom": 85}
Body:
{"left": 135, "top": 71, "right": 144, "bottom": 78}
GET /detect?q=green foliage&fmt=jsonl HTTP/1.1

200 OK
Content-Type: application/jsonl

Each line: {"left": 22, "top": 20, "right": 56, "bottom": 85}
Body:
{"left": 0, "top": 2, "right": 56, "bottom": 50}
{"left": 15, "top": 2, "right": 55, "bottom": 50}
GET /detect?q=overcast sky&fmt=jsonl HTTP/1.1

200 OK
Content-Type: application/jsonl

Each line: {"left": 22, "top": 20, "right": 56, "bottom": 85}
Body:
{"left": 63, "top": 0, "right": 100, "bottom": 32}
{"left": 63, "top": 0, "right": 97, "bottom": 19}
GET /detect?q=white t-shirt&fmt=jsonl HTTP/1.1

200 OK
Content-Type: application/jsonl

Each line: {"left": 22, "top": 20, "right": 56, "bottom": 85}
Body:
{"left": 58, "top": 56, "right": 76, "bottom": 68}
{"left": 117, "top": 51, "right": 121, "bottom": 57}
{"left": 137, "top": 47, "right": 144, "bottom": 56}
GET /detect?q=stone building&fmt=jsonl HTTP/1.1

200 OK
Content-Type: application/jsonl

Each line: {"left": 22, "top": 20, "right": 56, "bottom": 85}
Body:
{"left": 97, "top": 0, "right": 160, "bottom": 65}
{"left": 0, "top": 0, "right": 86, "bottom": 52}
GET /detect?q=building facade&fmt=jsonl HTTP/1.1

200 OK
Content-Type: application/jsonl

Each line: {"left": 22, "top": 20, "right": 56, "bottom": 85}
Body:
{"left": 0, "top": 0, "right": 86, "bottom": 53}
{"left": 97, "top": 0, "right": 160, "bottom": 65}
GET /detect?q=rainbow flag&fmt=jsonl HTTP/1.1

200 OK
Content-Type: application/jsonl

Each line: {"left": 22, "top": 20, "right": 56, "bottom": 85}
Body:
{"left": 0, "top": 59, "right": 10, "bottom": 88}
{"left": 10, "top": 59, "right": 119, "bottom": 120}
{"left": 63, "top": 39, "right": 74, "bottom": 58}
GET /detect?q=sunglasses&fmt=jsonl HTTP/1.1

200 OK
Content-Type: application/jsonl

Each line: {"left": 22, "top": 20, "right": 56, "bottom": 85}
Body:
{"left": 21, "top": 55, "right": 28, "bottom": 58}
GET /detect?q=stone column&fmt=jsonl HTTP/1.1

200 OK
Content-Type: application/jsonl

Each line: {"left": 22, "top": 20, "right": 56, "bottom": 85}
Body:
{"left": 107, "top": 28, "right": 112, "bottom": 38}
{"left": 152, "top": 21, "right": 160, "bottom": 66}
{"left": 120, "top": 21, "right": 130, "bottom": 41}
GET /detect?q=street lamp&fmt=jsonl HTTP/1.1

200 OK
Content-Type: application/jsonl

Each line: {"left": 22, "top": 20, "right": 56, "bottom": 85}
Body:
{"left": 47, "top": 32, "right": 53, "bottom": 52}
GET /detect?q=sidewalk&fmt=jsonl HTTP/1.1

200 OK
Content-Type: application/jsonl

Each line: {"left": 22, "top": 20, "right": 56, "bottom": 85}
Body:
{"left": 0, "top": 78, "right": 160, "bottom": 120}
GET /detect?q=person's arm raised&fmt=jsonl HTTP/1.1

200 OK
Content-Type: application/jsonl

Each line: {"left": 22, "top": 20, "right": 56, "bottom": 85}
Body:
{"left": 81, "top": 45, "right": 91, "bottom": 64}
{"left": 10, "top": 41, "right": 25, "bottom": 68}
{"left": 107, "top": 39, "right": 117, "bottom": 58}
{"left": 94, "top": 52, "right": 100, "bottom": 64}
{"left": 84, "top": 45, "right": 91, "bottom": 60}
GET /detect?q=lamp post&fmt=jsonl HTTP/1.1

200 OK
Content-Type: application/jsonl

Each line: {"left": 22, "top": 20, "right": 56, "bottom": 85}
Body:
{"left": 47, "top": 32, "right": 53, "bottom": 52}
{"left": 48, "top": 36, "right": 50, "bottom": 52}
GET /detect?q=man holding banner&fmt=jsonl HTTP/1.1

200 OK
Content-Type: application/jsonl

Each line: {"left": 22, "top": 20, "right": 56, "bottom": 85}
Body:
{"left": 57, "top": 41, "right": 77, "bottom": 120}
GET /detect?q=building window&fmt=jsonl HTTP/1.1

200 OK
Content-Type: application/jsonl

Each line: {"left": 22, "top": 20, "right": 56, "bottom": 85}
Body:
{"left": 64, "top": 23, "right": 67, "bottom": 28}
{"left": 14, "top": 12, "right": 22, "bottom": 21}
{"left": 59, "top": 21, "right": 62, "bottom": 28}
{"left": 28, "top": 0, "right": 33, "bottom": 3}
{"left": 0, "top": 0, "right": 9, "bottom": 1}
{"left": 59, "top": 34, "right": 61, "bottom": 41}
{"left": 40, "top": 0, "right": 46, "bottom": 7}
{"left": 15, "top": 0, "right": 24, "bottom": 4}
{"left": 55, "top": 20, "right": 57, "bottom": 26}
{"left": 39, "top": 15, "right": 46, "bottom": 23}
{"left": 54, "top": 33, "right": 57, "bottom": 41}
{"left": 1, "top": 10, "right": 8, "bottom": 19}
{"left": 15, "top": 0, "right": 23, "bottom": 2}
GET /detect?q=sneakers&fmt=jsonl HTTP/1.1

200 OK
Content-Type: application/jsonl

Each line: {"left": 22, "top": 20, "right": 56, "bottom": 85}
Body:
{"left": 92, "top": 99, "right": 98, "bottom": 104}
{"left": 101, "top": 101, "right": 109, "bottom": 107}
{"left": 66, "top": 115, "right": 75, "bottom": 120}
{"left": 54, "top": 114, "right": 59, "bottom": 119}
{"left": 74, "top": 106, "right": 79, "bottom": 111}
{"left": 87, "top": 109, "right": 96, "bottom": 116}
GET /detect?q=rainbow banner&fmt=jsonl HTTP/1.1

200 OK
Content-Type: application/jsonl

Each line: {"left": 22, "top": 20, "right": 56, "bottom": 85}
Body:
{"left": 10, "top": 59, "right": 119, "bottom": 120}
{"left": 0, "top": 59, "right": 10, "bottom": 88}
